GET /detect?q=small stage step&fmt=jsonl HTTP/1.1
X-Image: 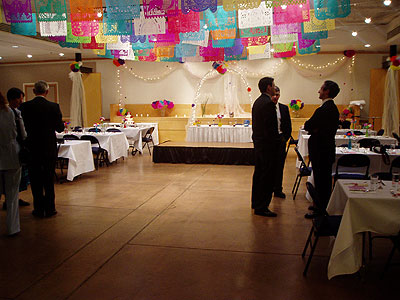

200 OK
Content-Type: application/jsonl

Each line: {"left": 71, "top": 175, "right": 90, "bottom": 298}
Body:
{"left": 153, "top": 141, "right": 254, "bottom": 165}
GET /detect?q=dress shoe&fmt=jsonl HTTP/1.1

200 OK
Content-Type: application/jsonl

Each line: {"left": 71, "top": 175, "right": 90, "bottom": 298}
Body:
{"left": 304, "top": 212, "right": 316, "bottom": 219}
{"left": 8, "top": 231, "right": 20, "bottom": 237}
{"left": 18, "top": 199, "right": 30, "bottom": 206}
{"left": 32, "top": 210, "right": 45, "bottom": 218}
{"left": 254, "top": 209, "right": 277, "bottom": 217}
{"left": 45, "top": 210, "right": 58, "bottom": 218}
{"left": 274, "top": 191, "right": 286, "bottom": 199}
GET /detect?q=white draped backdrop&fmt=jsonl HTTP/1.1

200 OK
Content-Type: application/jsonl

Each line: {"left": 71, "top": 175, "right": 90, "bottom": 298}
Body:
{"left": 69, "top": 71, "right": 87, "bottom": 128}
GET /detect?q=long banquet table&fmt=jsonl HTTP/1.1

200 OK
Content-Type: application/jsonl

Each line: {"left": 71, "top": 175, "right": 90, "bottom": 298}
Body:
{"left": 57, "top": 140, "right": 95, "bottom": 181}
{"left": 186, "top": 125, "right": 252, "bottom": 143}
{"left": 57, "top": 132, "right": 129, "bottom": 162}
{"left": 105, "top": 122, "right": 160, "bottom": 145}
{"left": 109, "top": 127, "right": 150, "bottom": 154}
{"left": 326, "top": 179, "right": 400, "bottom": 279}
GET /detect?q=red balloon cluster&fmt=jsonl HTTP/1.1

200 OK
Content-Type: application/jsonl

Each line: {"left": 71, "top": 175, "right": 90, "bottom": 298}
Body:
{"left": 343, "top": 50, "right": 356, "bottom": 58}
{"left": 391, "top": 56, "right": 400, "bottom": 67}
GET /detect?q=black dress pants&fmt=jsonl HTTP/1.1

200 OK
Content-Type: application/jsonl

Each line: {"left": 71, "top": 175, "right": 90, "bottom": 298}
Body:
{"left": 252, "top": 146, "right": 277, "bottom": 211}
{"left": 28, "top": 156, "right": 56, "bottom": 214}
{"left": 310, "top": 154, "right": 334, "bottom": 209}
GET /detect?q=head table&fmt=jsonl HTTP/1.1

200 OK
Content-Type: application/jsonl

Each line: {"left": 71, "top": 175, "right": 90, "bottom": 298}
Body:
{"left": 57, "top": 132, "right": 129, "bottom": 163}
{"left": 57, "top": 140, "right": 95, "bottom": 181}
{"left": 186, "top": 125, "right": 252, "bottom": 143}
{"left": 326, "top": 179, "right": 400, "bottom": 279}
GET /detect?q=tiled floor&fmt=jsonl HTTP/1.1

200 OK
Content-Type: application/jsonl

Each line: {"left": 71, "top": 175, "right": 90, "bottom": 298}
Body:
{"left": 0, "top": 150, "right": 398, "bottom": 300}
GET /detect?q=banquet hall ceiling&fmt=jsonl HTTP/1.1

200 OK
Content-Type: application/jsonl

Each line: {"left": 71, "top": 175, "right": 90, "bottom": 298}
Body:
{"left": 0, "top": 0, "right": 400, "bottom": 63}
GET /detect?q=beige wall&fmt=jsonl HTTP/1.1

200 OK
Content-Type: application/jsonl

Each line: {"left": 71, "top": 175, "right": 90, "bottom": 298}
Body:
{"left": 0, "top": 62, "right": 96, "bottom": 119}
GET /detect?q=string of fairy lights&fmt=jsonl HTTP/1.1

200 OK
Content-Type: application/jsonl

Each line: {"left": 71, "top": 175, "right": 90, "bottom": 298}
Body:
{"left": 290, "top": 56, "right": 347, "bottom": 70}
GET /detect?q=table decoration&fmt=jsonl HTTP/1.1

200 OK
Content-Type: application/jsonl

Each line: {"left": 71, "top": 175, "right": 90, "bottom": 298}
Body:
{"left": 363, "top": 123, "right": 372, "bottom": 137}
{"left": 216, "top": 114, "right": 223, "bottom": 126}
{"left": 151, "top": 99, "right": 174, "bottom": 116}
{"left": 289, "top": 99, "right": 304, "bottom": 117}
{"left": 64, "top": 121, "right": 71, "bottom": 133}
{"left": 93, "top": 123, "right": 100, "bottom": 133}
{"left": 345, "top": 131, "right": 353, "bottom": 149}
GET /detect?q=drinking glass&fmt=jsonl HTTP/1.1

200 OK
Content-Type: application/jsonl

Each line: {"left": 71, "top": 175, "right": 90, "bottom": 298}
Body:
{"left": 391, "top": 172, "right": 400, "bottom": 193}
{"left": 390, "top": 144, "right": 396, "bottom": 154}
{"left": 370, "top": 174, "right": 379, "bottom": 191}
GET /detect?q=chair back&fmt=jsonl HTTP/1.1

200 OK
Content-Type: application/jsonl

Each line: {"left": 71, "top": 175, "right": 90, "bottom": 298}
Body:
{"left": 106, "top": 128, "right": 121, "bottom": 133}
{"left": 294, "top": 147, "right": 308, "bottom": 168}
{"left": 393, "top": 132, "right": 400, "bottom": 143}
{"left": 336, "top": 154, "right": 370, "bottom": 178}
{"left": 73, "top": 126, "right": 82, "bottom": 132}
{"left": 377, "top": 129, "right": 384, "bottom": 136}
{"left": 63, "top": 134, "right": 80, "bottom": 140}
{"left": 358, "top": 138, "right": 381, "bottom": 148}
{"left": 353, "top": 130, "right": 364, "bottom": 136}
{"left": 57, "top": 138, "right": 64, "bottom": 144}
{"left": 390, "top": 156, "right": 400, "bottom": 174}
{"left": 143, "top": 127, "right": 154, "bottom": 140}
{"left": 88, "top": 127, "right": 101, "bottom": 133}
{"left": 80, "top": 135, "right": 101, "bottom": 147}
{"left": 306, "top": 182, "right": 328, "bottom": 216}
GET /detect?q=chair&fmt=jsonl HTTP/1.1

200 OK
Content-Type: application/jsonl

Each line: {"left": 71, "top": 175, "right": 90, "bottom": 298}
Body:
{"left": 106, "top": 128, "right": 121, "bottom": 133}
{"left": 142, "top": 127, "right": 155, "bottom": 155}
{"left": 372, "top": 156, "right": 400, "bottom": 181}
{"left": 80, "top": 135, "right": 109, "bottom": 169}
{"left": 333, "top": 154, "right": 370, "bottom": 185}
{"left": 63, "top": 134, "right": 80, "bottom": 140}
{"left": 88, "top": 127, "right": 102, "bottom": 133}
{"left": 286, "top": 135, "right": 298, "bottom": 156}
{"left": 302, "top": 182, "right": 342, "bottom": 276}
{"left": 377, "top": 129, "right": 384, "bottom": 136}
{"left": 381, "top": 231, "right": 400, "bottom": 278}
{"left": 358, "top": 138, "right": 381, "bottom": 148}
{"left": 72, "top": 126, "right": 82, "bottom": 132}
{"left": 292, "top": 147, "right": 312, "bottom": 200}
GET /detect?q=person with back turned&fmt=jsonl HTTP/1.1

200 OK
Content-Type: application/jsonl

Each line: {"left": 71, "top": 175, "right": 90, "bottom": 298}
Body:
{"left": 251, "top": 77, "right": 280, "bottom": 217}
{"left": 19, "top": 81, "right": 64, "bottom": 218}
{"left": 304, "top": 80, "right": 340, "bottom": 218}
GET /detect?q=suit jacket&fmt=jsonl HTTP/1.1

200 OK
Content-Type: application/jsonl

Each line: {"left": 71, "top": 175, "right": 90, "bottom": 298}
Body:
{"left": 304, "top": 99, "right": 339, "bottom": 163}
{"left": 0, "top": 107, "right": 20, "bottom": 170}
{"left": 19, "top": 96, "right": 64, "bottom": 158}
{"left": 278, "top": 103, "right": 292, "bottom": 141}
{"left": 252, "top": 93, "right": 279, "bottom": 149}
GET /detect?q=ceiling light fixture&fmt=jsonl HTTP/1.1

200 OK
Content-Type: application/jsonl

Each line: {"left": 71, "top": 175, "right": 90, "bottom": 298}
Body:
{"left": 365, "top": 44, "right": 371, "bottom": 48}
{"left": 365, "top": 17, "right": 371, "bottom": 24}
{"left": 352, "top": 31, "right": 358, "bottom": 37}
{"left": 27, "top": 54, "right": 32, "bottom": 58}
{"left": 0, "top": 57, "right": 2, "bottom": 59}
{"left": 59, "top": 53, "right": 65, "bottom": 56}
{"left": 281, "top": 5, "right": 287, "bottom": 9}
{"left": 384, "top": 0, "right": 391, "bottom": 6}
{"left": 12, "top": 45, "right": 19, "bottom": 48}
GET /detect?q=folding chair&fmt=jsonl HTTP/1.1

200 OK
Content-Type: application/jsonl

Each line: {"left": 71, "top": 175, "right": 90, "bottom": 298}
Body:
{"left": 142, "top": 127, "right": 155, "bottom": 156}
{"left": 286, "top": 135, "right": 298, "bottom": 156}
{"left": 292, "top": 147, "right": 312, "bottom": 200}
{"left": 381, "top": 231, "right": 400, "bottom": 278}
{"left": 88, "top": 127, "right": 102, "bottom": 133}
{"left": 333, "top": 154, "right": 370, "bottom": 186}
{"left": 393, "top": 132, "right": 400, "bottom": 144}
{"left": 302, "top": 182, "right": 342, "bottom": 276}
{"left": 72, "top": 126, "right": 82, "bottom": 132}
{"left": 80, "top": 135, "right": 109, "bottom": 169}
{"left": 353, "top": 130, "right": 364, "bottom": 136}
{"left": 358, "top": 138, "right": 380, "bottom": 149}
{"left": 377, "top": 129, "right": 384, "bottom": 136}
{"left": 106, "top": 128, "right": 121, "bottom": 133}
{"left": 63, "top": 134, "right": 80, "bottom": 140}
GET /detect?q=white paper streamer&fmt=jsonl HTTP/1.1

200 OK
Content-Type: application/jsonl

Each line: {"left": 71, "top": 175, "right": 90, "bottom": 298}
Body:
{"left": 238, "top": 1, "right": 273, "bottom": 29}
{"left": 133, "top": 12, "right": 166, "bottom": 35}
{"left": 39, "top": 20, "right": 67, "bottom": 36}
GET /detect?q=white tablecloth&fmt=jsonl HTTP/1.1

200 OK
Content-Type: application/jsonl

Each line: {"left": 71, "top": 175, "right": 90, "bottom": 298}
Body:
{"left": 326, "top": 179, "right": 400, "bottom": 279}
{"left": 299, "top": 129, "right": 377, "bottom": 137}
{"left": 57, "top": 132, "right": 129, "bottom": 163}
{"left": 186, "top": 125, "right": 252, "bottom": 143}
{"left": 109, "top": 127, "right": 150, "bottom": 154}
{"left": 298, "top": 134, "right": 397, "bottom": 158}
{"left": 104, "top": 123, "right": 159, "bottom": 145}
{"left": 58, "top": 140, "right": 95, "bottom": 181}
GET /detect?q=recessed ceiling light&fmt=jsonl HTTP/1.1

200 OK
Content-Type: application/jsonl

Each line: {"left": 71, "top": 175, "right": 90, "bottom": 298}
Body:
{"left": 12, "top": 45, "right": 19, "bottom": 48}
{"left": 352, "top": 31, "right": 358, "bottom": 37}
{"left": 365, "top": 17, "right": 372, "bottom": 24}
{"left": 365, "top": 44, "right": 371, "bottom": 48}
{"left": 59, "top": 53, "right": 65, "bottom": 57}
{"left": 0, "top": 57, "right": 2, "bottom": 60}
{"left": 27, "top": 54, "right": 32, "bottom": 58}
{"left": 384, "top": 0, "right": 391, "bottom": 6}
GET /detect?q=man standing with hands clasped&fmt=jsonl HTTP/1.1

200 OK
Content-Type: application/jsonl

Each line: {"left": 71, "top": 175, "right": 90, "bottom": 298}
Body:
{"left": 19, "top": 81, "right": 64, "bottom": 218}
{"left": 251, "top": 77, "right": 280, "bottom": 217}
{"left": 304, "top": 80, "right": 340, "bottom": 218}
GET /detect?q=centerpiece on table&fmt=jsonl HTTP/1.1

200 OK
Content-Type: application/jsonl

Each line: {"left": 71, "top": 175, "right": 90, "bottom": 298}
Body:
{"left": 345, "top": 131, "right": 354, "bottom": 149}
{"left": 99, "top": 116, "right": 106, "bottom": 130}
{"left": 151, "top": 99, "right": 174, "bottom": 117}
{"left": 342, "top": 106, "right": 356, "bottom": 129}
{"left": 216, "top": 114, "right": 224, "bottom": 127}
{"left": 64, "top": 121, "right": 71, "bottom": 133}
{"left": 363, "top": 123, "right": 373, "bottom": 137}
{"left": 289, "top": 99, "right": 304, "bottom": 117}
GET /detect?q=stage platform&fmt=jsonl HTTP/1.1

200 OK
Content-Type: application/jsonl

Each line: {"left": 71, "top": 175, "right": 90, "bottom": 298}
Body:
{"left": 152, "top": 141, "right": 255, "bottom": 165}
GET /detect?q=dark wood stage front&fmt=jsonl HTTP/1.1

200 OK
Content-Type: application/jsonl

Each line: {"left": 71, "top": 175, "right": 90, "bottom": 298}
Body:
{"left": 153, "top": 141, "right": 255, "bottom": 165}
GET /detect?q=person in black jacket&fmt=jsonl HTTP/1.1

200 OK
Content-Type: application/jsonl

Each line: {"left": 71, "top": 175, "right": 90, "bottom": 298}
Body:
{"left": 271, "top": 86, "right": 292, "bottom": 198}
{"left": 304, "top": 80, "right": 340, "bottom": 217}
{"left": 251, "top": 77, "right": 279, "bottom": 217}
{"left": 19, "top": 81, "right": 64, "bottom": 218}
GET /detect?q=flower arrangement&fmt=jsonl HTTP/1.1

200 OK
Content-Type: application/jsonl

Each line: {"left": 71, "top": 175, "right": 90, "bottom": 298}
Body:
{"left": 64, "top": 121, "right": 71, "bottom": 132}
{"left": 345, "top": 131, "right": 354, "bottom": 149}
{"left": 342, "top": 106, "right": 354, "bottom": 118}
{"left": 289, "top": 99, "right": 304, "bottom": 111}
{"left": 216, "top": 114, "right": 224, "bottom": 127}
{"left": 363, "top": 123, "right": 373, "bottom": 137}
{"left": 99, "top": 116, "right": 105, "bottom": 123}
{"left": 151, "top": 100, "right": 174, "bottom": 110}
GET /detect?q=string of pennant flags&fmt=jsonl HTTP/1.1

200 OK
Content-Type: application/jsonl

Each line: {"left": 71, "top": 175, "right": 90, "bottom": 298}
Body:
{"left": 4, "top": 0, "right": 350, "bottom": 61}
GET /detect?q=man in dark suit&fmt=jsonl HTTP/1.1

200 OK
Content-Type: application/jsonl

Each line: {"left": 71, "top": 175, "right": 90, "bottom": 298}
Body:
{"left": 251, "top": 77, "right": 280, "bottom": 217}
{"left": 304, "top": 80, "right": 340, "bottom": 217}
{"left": 19, "top": 81, "right": 64, "bottom": 218}
{"left": 271, "top": 86, "right": 292, "bottom": 198}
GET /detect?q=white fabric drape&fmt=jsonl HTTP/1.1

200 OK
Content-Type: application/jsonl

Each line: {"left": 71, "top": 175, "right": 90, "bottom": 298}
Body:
{"left": 223, "top": 72, "right": 247, "bottom": 117}
{"left": 382, "top": 68, "right": 399, "bottom": 136}
{"left": 69, "top": 71, "right": 87, "bottom": 128}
